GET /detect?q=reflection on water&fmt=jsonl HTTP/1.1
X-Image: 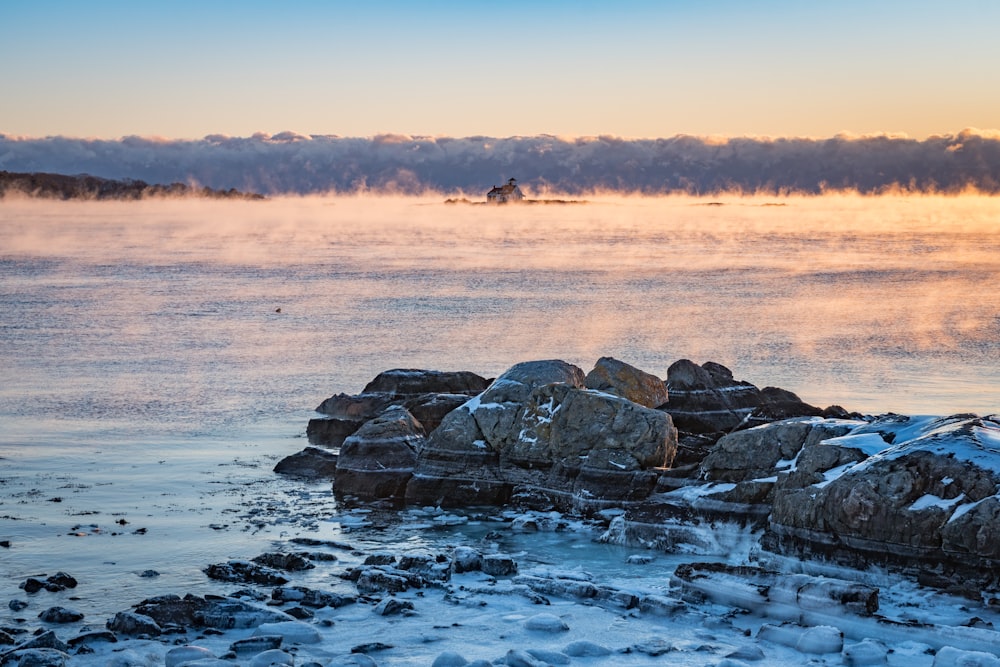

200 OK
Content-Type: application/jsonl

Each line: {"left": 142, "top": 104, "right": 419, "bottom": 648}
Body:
{"left": 1, "top": 193, "right": 998, "bottom": 443}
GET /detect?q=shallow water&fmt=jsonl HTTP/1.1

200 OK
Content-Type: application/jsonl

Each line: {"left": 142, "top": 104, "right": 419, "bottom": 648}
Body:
{"left": 1, "top": 194, "right": 999, "bottom": 644}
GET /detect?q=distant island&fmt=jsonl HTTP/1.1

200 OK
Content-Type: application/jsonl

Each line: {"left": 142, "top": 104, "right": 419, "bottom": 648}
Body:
{"left": 0, "top": 170, "right": 265, "bottom": 201}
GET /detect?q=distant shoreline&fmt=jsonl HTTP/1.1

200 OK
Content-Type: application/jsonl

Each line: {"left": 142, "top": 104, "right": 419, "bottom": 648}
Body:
{"left": 444, "top": 197, "right": 588, "bottom": 206}
{"left": 0, "top": 170, "right": 265, "bottom": 201}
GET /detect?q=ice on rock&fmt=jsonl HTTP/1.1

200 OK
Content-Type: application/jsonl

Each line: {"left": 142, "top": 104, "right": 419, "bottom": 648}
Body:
{"left": 165, "top": 646, "right": 216, "bottom": 667}
{"left": 248, "top": 649, "right": 295, "bottom": 667}
{"left": 842, "top": 638, "right": 889, "bottom": 665}
{"left": 252, "top": 621, "right": 322, "bottom": 644}
{"left": 431, "top": 651, "right": 469, "bottom": 667}
{"left": 932, "top": 646, "right": 1000, "bottom": 667}
{"left": 523, "top": 613, "right": 569, "bottom": 632}
{"left": 795, "top": 625, "right": 844, "bottom": 654}
{"left": 504, "top": 649, "right": 545, "bottom": 667}
{"left": 526, "top": 648, "right": 571, "bottom": 664}
{"left": 563, "top": 640, "right": 612, "bottom": 657}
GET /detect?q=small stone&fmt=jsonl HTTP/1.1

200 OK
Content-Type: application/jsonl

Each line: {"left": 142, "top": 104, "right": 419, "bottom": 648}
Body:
{"left": 373, "top": 598, "right": 414, "bottom": 616}
{"left": 352, "top": 642, "right": 393, "bottom": 654}
{"left": 106, "top": 611, "right": 161, "bottom": 637}
{"left": 9, "top": 599, "right": 29, "bottom": 611}
{"left": 38, "top": 606, "right": 84, "bottom": 623}
{"left": 20, "top": 578, "right": 46, "bottom": 594}
{"left": 504, "top": 649, "right": 544, "bottom": 667}
{"left": 67, "top": 631, "right": 117, "bottom": 648}
{"left": 138, "top": 570, "right": 160, "bottom": 578}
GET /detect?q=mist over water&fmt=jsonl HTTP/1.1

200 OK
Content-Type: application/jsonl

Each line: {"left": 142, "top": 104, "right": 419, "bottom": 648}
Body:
{"left": 1, "top": 194, "right": 998, "bottom": 435}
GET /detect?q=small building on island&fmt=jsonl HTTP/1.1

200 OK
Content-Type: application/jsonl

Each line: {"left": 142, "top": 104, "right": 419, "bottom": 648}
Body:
{"left": 486, "top": 178, "right": 524, "bottom": 203}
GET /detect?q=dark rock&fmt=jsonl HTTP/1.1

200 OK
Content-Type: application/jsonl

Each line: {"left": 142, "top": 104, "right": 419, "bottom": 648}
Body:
{"left": 8, "top": 600, "right": 29, "bottom": 612}
{"left": 65, "top": 631, "right": 117, "bottom": 647}
{"left": 129, "top": 594, "right": 294, "bottom": 630}
{"left": 315, "top": 392, "right": 395, "bottom": 420}
{"left": 106, "top": 611, "right": 161, "bottom": 636}
{"left": 662, "top": 360, "right": 821, "bottom": 439}
{"left": 138, "top": 570, "right": 159, "bottom": 578}
{"left": 203, "top": 561, "right": 289, "bottom": 586}
{"left": 273, "top": 447, "right": 339, "bottom": 480}
{"left": 363, "top": 553, "right": 397, "bottom": 566}
{"left": 481, "top": 554, "right": 518, "bottom": 577}
{"left": 584, "top": 356, "right": 669, "bottom": 408}
{"left": 361, "top": 369, "right": 489, "bottom": 397}
{"left": 335, "top": 406, "right": 425, "bottom": 500}
{"left": 450, "top": 546, "right": 482, "bottom": 573}
{"left": 252, "top": 552, "right": 315, "bottom": 572}
{"left": 351, "top": 642, "right": 393, "bottom": 654}
{"left": 230, "top": 635, "right": 283, "bottom": 653}
{"left": 373, "top": 598, "right": 414, "bottom": 615}
{"left": 402, "top": 393, "right": 473, "bottom": 434}
{"left": 44, "top": 574, "right": 76, "bottom": 590}
{"left": 37, "top": 607, "right": 83, "bottom": 624}
{"left": 19, "top": 579, "right": 45, "bottom": 594}
{"left": 285, "top": 606, "right": 314, "bottom": 620}
{"left": 306, "top": 417, "right": 363, "bottom": 447}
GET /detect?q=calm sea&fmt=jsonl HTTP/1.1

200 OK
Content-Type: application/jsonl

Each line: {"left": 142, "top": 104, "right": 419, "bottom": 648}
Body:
{"left": 1, "top": 194, "right": 998, "bottom": 620}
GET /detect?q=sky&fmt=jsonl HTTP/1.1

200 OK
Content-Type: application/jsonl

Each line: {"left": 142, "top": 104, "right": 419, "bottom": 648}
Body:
{"left": 2, "top": 0, "right": 999, "bottom": 141}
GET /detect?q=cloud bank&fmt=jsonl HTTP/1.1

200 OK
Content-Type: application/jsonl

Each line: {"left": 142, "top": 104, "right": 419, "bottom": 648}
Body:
{"left": 2, "top": 130, "right": 999, "bottom": 196}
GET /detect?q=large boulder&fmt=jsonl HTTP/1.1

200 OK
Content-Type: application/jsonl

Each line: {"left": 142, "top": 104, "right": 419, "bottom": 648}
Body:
{"left": 335, "top": 406, "right": 425, "bottom": 501}
{"left": 306, "top": 417, "right": 363, "bottom": 447}
{"left": 767, "top": 415, "right": 1000, "bottom": 596}
{"left": 584, "top": 356, "right": 668, "bottom": 409}
{"left": 406, "top": 360, "right": 677, "bottom": 509}
{"left": 406, "top": 360, "right": 584, "bottom": 507}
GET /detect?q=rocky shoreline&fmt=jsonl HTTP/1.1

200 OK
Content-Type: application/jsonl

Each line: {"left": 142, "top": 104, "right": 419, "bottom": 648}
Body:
{"left": 4, "top": 358, "right": 999, "bottom": 666}
{"left": 290, "top": 357, "right": 1000, "bottom": 600}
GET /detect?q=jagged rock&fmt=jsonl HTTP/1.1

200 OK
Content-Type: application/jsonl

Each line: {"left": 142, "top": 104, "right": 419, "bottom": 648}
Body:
{"left": 402, "top": 393, "right": 473, "bottom": 434}
{"left": 767, "top": 415, "right": 1000, "bottom": 595}
{"left": 362, "top": 369, "right": 489, "bottom": 397}
{"left": 702, "top": 418, "right": 860, "bottom": 484}
{"left": 273, "top": 447, "right": 338, "bottom": 479}
{"left": 306, "top": 417, "right": 363, "bottom": 447}
{"left": 37, "top": 607, "right": 83, "bottom": 624}
{"left": 373, "top": 598, "right": 414, "bottom": 616}
{"left": 252, "top": 552, "right": 315, "bottom": 572}
{"left": 204, "top": 561, "right": 289, "bottom": 586}
{"left": 335, "top": 406, "right": 425, "bottom": 500}
{"left": 584, "top": 356, "right": 668, "bottom": 408}
{"left": 363, "top": 553, "right": 397, "bottom": 566}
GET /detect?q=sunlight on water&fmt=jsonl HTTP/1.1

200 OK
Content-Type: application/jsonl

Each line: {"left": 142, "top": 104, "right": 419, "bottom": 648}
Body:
{"left": 1, "top": 193, "right": 996, "bottom": 423}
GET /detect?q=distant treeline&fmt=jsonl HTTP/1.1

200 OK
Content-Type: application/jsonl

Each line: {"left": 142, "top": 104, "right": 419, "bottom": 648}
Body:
{"left": 0, "top": 171, "right": 265, "bottom": 201}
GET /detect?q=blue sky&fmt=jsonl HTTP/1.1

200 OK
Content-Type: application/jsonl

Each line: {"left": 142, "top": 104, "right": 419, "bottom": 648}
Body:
{"left": 2, "top": 0, "right": 998, "bottom": 139}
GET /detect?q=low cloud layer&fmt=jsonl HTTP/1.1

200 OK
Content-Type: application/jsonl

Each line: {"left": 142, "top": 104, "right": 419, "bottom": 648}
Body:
{"left": 2, "top": 130, "right": 998, "bottom": 196}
